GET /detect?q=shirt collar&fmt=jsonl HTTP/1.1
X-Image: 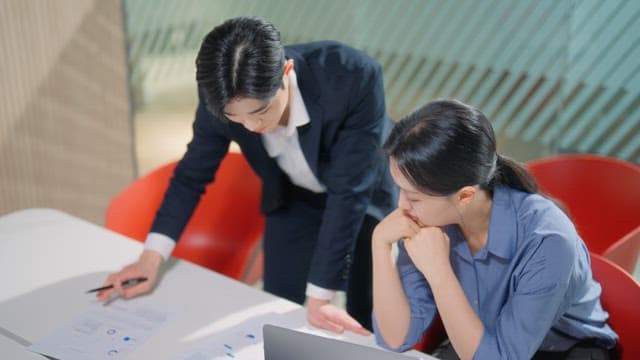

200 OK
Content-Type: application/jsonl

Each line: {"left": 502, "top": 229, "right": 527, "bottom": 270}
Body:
{"left": 485, "top": 186, "right": 517, "bottom": 260}
{"left": 449, "top": 186, "right": 517, "bottom": 261}
{"left": 283, "top": 69, "right": 310, "bottom": 136}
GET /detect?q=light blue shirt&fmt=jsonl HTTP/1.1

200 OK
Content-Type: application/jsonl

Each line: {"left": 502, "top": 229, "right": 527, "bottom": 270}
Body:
{"left": 373, "top": 186, "right": 618, "bottom": 359}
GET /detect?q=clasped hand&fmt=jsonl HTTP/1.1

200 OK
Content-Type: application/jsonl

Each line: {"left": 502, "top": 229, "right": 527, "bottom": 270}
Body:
{"left": 373, "top": 208, "right": 451, "bottom": 281}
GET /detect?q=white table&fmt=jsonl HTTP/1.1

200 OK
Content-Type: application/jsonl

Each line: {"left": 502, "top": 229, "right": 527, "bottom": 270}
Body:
{"left": 0, "top": 208, "right": 434, "bottom": 359}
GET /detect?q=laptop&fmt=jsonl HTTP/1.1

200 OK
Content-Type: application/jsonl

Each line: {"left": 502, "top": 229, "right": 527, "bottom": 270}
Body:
{"left": 263, "top": 324, "right": 421, "bottom": 360}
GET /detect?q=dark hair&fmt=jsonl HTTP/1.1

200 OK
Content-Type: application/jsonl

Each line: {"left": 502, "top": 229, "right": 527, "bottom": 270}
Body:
{"left": 195, "top": 17, "right": 285, "bottom": 119}
{"left": 384, "top": 99, "right": 537, "bottom": 196}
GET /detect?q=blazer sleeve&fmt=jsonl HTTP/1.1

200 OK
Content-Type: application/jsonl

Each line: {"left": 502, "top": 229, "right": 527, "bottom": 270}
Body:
{"left": 307, "top": 59, "right": 388, "bottom": 290}
{"left": 150, "top": 89, "right": 231, "bottom": 241}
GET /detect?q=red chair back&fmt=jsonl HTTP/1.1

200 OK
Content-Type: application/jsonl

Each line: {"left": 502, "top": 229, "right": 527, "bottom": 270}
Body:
{"left": 414, "top": 314, "right": 446, "bottom": 354}
{"left": 526, "top": 154, "right": 640, "bottom": 255}
{"left": 603, "top": 226, "right": 640, "bottom": 275}
{"left": 105, "top": 152, "right": 265, "bottom": 282}
{"left": 590, "top": 253, "right": 640, "bottom": 360}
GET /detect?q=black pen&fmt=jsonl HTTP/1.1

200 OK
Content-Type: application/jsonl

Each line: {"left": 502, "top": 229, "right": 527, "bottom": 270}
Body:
{"left": 85, "top": 277, "right": 148, "bottom": 293}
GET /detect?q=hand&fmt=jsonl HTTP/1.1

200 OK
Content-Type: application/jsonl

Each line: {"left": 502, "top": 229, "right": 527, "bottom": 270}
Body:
{"left": 306, "top": 297, "right": 370, "bottom": 336}
{"left": 372, "top": 208, "right": 421, "bottom": 249}
{"left": 96, "top": 249, "right": 163, "bottom": 301}
{"left": 404, "top": 226, "right": 451, "bottom": 281}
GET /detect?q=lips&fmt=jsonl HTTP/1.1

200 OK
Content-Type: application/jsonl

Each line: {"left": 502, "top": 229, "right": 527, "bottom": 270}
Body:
{"left": 405, "top": 213, "right": 420, "bottom": 223}
{"left": 405, "top": 212, "right": 427, "bottom": 227}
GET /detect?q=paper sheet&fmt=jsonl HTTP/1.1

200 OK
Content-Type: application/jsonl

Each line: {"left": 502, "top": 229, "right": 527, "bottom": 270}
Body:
{"left": 173, "top": 312, "right": 349, "bottom": 359}
{"left": 28, "top": 297, "right": 181, "bottom": 360}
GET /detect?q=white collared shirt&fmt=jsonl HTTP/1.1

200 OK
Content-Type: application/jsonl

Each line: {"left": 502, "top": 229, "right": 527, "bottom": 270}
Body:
{"left": 261, "top": 70, "right": 325, "bottom": 194}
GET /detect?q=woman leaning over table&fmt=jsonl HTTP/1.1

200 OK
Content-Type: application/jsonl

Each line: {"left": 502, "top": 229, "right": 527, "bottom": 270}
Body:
{"left": 372, "top": 99, "right": 618, "bottom": 359}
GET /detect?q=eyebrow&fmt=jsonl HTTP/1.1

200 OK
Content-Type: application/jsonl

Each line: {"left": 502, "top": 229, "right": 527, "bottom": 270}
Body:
{"left": 401, "top": 187, "right": 420, "bottom": 195}
{"left": 224, "top": 101, "right": 271, "bottom": 117}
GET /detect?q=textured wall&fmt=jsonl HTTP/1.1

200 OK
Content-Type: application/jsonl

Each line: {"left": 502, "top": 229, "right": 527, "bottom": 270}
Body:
{"left": 0, "top": 0, "right": 135, "bottom": 224}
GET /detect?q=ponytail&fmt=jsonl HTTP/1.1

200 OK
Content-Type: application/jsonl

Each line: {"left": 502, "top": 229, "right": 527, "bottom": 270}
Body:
{"left": 487, "top": 154, "right": 538, "bottom": 194}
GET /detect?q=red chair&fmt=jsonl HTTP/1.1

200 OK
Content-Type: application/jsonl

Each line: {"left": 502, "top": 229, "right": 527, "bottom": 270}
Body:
{"left": 526, "top": 154, "right": 640, "bottom": 256}
{"left": 603, "top": 226, "right": 640, "bottom": 275}
{"left": 414, "top": 314, "right": 446, "bottom": 354}
{"left": 105, "top": 152, "right": 265, "bottom": 283}
{"left": 590, "top": 253, "right": 640, "bottom": 360}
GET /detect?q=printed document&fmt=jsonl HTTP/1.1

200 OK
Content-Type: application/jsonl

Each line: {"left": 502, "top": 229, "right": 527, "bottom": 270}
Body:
{"left": 29, "top": 297, "right": 180, "bottom": 359}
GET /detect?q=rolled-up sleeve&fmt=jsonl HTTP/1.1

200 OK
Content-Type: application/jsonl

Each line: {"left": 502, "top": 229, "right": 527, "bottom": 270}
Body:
{"left": 373, "top": 241, "right": 438, "bottom": 352}
{"left": 473, "top": 235, "right": 576, "bottom": 359}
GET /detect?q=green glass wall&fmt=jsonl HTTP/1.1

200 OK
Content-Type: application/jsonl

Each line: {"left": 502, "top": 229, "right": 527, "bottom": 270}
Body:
{"left": 124, "top": 0, "right": 640, "bottom": 163}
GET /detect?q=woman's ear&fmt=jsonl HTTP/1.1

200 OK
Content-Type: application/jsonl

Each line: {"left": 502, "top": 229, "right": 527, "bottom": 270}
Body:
{"left": 457, "top": 186, "right": 477, "bottom": 206}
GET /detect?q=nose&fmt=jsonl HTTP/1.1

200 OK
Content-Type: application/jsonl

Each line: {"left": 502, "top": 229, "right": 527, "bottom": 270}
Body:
{"left": 398, "top": 191, "right": 412, "bottom": 210}
{"left": 243, "top": 117, "right": 264, "bottom": 132}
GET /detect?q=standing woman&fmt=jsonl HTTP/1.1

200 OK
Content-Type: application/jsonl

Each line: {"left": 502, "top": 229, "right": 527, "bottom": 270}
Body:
{"left": 372, "top": 99, "right": 618, "bottom": 359}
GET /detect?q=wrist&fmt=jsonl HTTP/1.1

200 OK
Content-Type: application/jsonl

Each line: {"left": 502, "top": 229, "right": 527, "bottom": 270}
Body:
{"left": 426, "top": 263, "right": 455, "bottom": 289}
{"left": 306, "top": 296, "right": 330, "bottom": 308}
{"left": 372, "top": 227, "right": 400, "bottom": 250}
{"left": 372, "top": 239, "right": 393, "bottom": 253}
{"left": 140, "top": 249, "right": 163, "bottom": 267}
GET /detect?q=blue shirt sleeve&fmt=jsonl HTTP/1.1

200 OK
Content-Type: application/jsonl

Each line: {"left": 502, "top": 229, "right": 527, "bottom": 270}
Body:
{"left": 474, "top": 234, "right": 576, "bottom": 359}
{"left": 373, "top": 241, "right": 438, "bottom": 352}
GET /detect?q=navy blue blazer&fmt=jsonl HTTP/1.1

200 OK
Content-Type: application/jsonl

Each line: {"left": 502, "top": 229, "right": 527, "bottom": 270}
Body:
{"left": 151, "top": 41, "right": 397, "bottom": 290}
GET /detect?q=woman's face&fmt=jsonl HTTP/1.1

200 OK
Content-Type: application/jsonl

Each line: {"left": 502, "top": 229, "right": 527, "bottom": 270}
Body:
{"left": 389, "top": 159, "right": 460, "bottom": 227}
{"left": 223, "top": 60, "right": 293, "bottom": 134}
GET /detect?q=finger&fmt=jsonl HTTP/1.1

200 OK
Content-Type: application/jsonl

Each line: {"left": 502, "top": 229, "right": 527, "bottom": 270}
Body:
{"left": 349, "top": 325, "right": 371, "bottom": 336}
{"left": 96, "top": 288, "right": 115, "bottom": 301}
{"left": 319, "top": 319, "right": 345, "bottom": 334}
{"left": 404, "top": 215, "right": 422, "bottom": 231}
{"left": 339, "top": 318, "right": 371, "bottom": 336}
{"left": 331, "top": 312, "right": 371, "bottom": 336}
{"left": 308, "top": 313, "right": 345, "bottom": 334}
{"left": 96, "top": 273, "right": 121, "bottom": 300}
{"left": 403, "top": 225, "right": 420, "bottom": 239}
{"left": 397, "top": 218, "right": 419, "bottom": 238}
{"left": 122, "top": 282, "right": 151, "bottom": 299}
{"left": 111, "top": 267, "right": 146, "bottom": 296}
{"left": 112, "top": 278, "right": 126, "bottom": 297}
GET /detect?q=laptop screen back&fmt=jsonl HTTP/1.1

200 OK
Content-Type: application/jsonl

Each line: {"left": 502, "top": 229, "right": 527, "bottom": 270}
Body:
{"left": 263, "top": 324, "right": 420, "bottom": 360}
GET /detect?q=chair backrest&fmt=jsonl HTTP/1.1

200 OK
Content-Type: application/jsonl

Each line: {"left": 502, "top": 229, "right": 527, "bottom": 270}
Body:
{"left": 603, "top": 226, "right": 640, "bottom": 275}
{"left": 414, "top": 314, "right": 446, "bottom": 354}
{"left": 526, "top": 154, "right": 640, "bottom": 255}
{"left": 590, "top": 253, "right": 640, "bottom": 360}
{"left": 105, "top": 152, "right": 265, "bottom": 282}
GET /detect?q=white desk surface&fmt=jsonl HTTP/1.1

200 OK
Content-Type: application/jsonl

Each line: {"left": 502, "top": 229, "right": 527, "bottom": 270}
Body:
{"left": 0, "top": 208, "right": 434, "bottom": 359}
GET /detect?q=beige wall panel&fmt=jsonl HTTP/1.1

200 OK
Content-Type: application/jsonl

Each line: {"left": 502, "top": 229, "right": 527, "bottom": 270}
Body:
{"left": 0, "top": 0, "right": 134, "bottom": 224}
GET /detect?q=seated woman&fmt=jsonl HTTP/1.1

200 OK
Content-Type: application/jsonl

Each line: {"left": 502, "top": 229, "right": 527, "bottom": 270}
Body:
{"left": 371, "top": 99, "right": 618, "bottom": 359}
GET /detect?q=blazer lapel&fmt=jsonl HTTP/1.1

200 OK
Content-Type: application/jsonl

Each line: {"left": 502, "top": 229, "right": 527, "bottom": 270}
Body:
{"left": 291, "top": 51, "right": 324, "bottom": 179}
{"left": 229, "top": 123, "right": 287, "bottom": 213}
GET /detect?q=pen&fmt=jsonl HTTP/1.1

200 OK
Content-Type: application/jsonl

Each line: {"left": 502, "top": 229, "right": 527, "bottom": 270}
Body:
{"left": 85, "top": 277, "right": 148, "bottom": 293}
